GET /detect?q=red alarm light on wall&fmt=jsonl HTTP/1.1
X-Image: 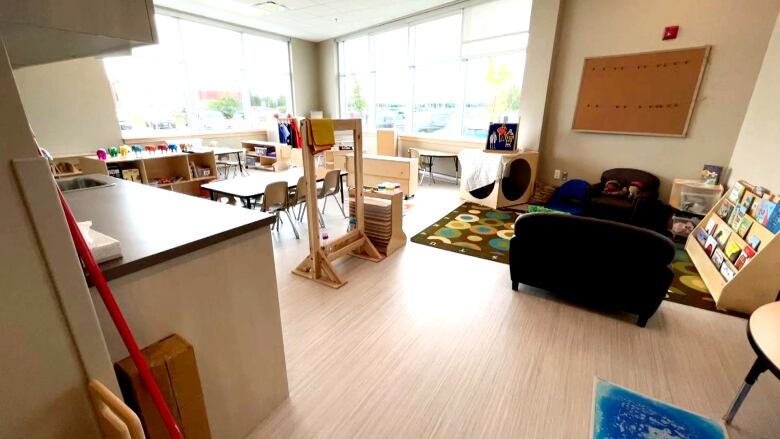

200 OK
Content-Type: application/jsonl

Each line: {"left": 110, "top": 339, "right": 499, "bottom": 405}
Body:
{"left": 663, "top": 26, "right": 679, "bottom": 40}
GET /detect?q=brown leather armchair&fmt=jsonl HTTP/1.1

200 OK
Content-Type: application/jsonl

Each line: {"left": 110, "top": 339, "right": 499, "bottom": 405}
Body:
{"left": 585, "top": 168, "right": 670, "bottom": 232}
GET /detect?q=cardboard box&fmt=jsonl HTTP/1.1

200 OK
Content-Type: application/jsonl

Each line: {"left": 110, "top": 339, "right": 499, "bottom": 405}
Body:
{"left": 115, "top": 334, "right": 211, "bottom": 438}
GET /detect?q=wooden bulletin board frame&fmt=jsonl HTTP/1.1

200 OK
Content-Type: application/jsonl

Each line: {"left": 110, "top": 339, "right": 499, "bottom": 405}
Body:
{"left": 572, "top": 46, "right": 710, "bottom": 137}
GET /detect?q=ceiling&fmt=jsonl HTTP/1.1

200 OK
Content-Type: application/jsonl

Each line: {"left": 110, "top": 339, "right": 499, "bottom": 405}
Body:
{"left": 155, "top": 0, "right": 460, "bottom": 42}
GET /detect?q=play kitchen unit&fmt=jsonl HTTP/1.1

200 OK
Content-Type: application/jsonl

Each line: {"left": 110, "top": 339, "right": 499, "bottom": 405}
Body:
{"left": 1, "top": 2, "right": 288, "bottom": 438}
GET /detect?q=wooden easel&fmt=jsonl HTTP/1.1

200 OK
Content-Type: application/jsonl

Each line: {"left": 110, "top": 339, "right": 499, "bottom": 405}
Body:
{"left": 292, "top": 119, "right": 384, "bottom": 288}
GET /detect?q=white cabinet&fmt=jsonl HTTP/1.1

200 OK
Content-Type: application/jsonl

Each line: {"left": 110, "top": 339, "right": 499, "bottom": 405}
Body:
{"left": 0, "top": 0, "right": 156, "bottom": 66}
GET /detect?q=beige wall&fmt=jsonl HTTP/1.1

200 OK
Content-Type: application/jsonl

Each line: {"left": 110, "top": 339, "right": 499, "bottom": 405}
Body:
{"left": 14, "top": 57, "right": 122, "bottom": 155}
{"left": 727, "top": 11, "right": 780, "bottom": 191}
{"left": 317, "top": 39, "right": 339, "bottom": 118}
{"left": 1, "top": 40, "right": 102, "bottom": 438}
{"left": 541, "top": 0, "right": 780, "bottom": 198}
{"left": 290, "top": 38, "right": 321, "bottom": 117}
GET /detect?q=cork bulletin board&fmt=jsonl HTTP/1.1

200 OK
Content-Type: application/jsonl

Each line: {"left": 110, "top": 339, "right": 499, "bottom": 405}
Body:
{"left": 572, "top": 46, "right": 710, "bottom": 137}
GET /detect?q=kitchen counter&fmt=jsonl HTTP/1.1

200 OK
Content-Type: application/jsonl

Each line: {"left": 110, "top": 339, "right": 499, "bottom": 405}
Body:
{"left": 63, "top": 174, "right": 274, "bottom": 281}
{"left": 65, "top": 175, "right": 289, "bottom": 438}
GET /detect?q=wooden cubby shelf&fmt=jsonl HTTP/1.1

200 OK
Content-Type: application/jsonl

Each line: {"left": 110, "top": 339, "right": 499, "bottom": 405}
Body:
{"left": 80, "top": 151, "right": 217, "bottom": 197}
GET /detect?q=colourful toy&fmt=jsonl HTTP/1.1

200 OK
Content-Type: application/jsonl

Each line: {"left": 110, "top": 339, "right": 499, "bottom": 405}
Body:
{"left": 107, "top": 146, "right": 119, "bottom": 158}
{"left": 131, "top": 145, "right": 143, "bottom": 156}
{"left": 145, "top": 145, "right": 156, "bottom": 154}
{"left": 119, "top": 145, "right": 131, "bottom": 157}
{"left": 157, "top": 144, "right": 167, "bottom": 154}
{"left": 167, "top": 144, "right": 178, "bottom": 153}
{"left": 96, "top": 148, "right": 107, "bottom": 161}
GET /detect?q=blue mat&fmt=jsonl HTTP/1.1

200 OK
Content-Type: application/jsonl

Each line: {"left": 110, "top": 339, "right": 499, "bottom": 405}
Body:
{"left": 592, "top": 378, "right": 728, "bottom": 439}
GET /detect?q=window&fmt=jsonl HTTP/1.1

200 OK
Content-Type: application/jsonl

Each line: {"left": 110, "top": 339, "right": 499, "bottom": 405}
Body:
{"left": 104, "top": 14, "right": 292, "bottom": 138}
{"left": 338, "top": 0, "right": 531, "bottom": 139}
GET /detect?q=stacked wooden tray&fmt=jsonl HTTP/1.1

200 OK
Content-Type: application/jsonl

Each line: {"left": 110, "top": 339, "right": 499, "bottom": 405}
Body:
{"left": 348, "top": 189, "right": 406, "bottom": 256}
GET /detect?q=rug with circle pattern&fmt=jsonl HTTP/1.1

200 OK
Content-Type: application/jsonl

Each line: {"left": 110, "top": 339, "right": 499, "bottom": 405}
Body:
{"left": 411, "top": 202, "right": 519, "bottom": 264}
{"left": 666, "top": 244, "right": 746, "bottom": 317}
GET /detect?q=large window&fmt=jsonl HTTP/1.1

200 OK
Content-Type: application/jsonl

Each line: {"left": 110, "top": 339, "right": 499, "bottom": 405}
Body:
{"left": 104, "top": 14, "right": 292, "bottom": 138}
{"left": 338, "top": 0, "right": 531, "bottom": 139}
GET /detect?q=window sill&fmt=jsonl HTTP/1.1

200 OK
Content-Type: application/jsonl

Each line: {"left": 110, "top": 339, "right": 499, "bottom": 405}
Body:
{"left": 122, "top": 129, "right": 268, "bottom": 144}
{"left": 395, "top": 132, "right": 484, "bottom": 148}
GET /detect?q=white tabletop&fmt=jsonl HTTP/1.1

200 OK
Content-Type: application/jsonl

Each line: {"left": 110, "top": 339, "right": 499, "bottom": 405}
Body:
{"left": 202, "top": 167, "right": 344, "bottom": 198}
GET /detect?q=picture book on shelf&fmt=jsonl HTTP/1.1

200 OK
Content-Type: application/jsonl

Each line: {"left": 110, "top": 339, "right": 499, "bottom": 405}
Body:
{"left": 724, "top": 241, "right": 742, "bottom": 263}
{"left": 704, "top": 218, "right": 717, "bottom": 234}
{"left": 746, "top": 234, "right": 761, "bottom": 251}
{"left": 734, "top": 246, "right": 756, "bottom": 270}
{"left": 749, "top": 197, "right": 762, "bottom": 218}
{"left": 716, "top": 201, "right": 734, "bottom": 220}
{"left": 704, "top": 236, "right": 718, "bottom": 256}
{"left": 736, "top": 217, "right": 753, "bottom": 238}
{"left": 729, "top": 205, "right": 747, "bottom": 230}
{"left": 741, "top": 193, "right": 755, "bottom": 211}
{"left": 711, "top": 248, "right": 726, "bottom": 268}
{"left": 700, "top": 165, "right": 722, "bottom": 185}
{"left": 756, "top": 199, "right": 777, "bottom": 225}
{"left": 765, "top": 204, "right": 780, "bottom": 233}
{"left": 695, "top": 229, "right": 709, "bottom": 246}
{"left": 727, "top": 182, "right": 746, "bottom": 204}
{"left": 720, "top": 262, "right": 736, "bottom": 281}
{"left": 714, "top": 227, "right": 731, "bottom": 248}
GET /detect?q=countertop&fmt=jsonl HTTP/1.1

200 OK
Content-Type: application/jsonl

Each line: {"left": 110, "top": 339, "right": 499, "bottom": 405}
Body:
{"left": 63, "top": 174, "right": 274, "bottom": 281}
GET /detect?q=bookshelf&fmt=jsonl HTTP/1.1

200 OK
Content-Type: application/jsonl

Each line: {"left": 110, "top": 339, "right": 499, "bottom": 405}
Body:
{"left": 684, "top": 180, "right": 780, "bottom": 313}
{"left": 80, "top": 151, "right": 217, "bottom": 197}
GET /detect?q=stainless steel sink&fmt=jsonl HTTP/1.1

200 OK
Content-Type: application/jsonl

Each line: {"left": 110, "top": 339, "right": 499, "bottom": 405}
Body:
{"left": 57, "top": 176, "right": 115, "bottom": 192}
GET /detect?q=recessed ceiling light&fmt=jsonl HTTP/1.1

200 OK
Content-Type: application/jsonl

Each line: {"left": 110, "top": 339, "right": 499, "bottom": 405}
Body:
{"left": 251, "top": 1, "right": 287, "bottom": 13}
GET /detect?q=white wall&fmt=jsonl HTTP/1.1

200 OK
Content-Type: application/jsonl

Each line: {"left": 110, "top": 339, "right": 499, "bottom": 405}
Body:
{"left": 1, "top": 40, "right": 102, "bottom": 439}
{"left": 290, "top": 38, "right": 321, "bottom": 117}
{"left": 14, "top": 57, "right": 122, "bottom": 155}
{"left": 727, "top": 11, "right": 780, "bottom": 191}
{"left": 541, "top": 0, "right": 780, "bottom": 198}
{"left": 317, "top": 39, "right": 339, "bottom": 118}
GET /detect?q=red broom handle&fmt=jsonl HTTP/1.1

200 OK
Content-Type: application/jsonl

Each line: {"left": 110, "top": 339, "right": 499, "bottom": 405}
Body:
{"left": 56, "top": 190, "right": 184, "bottom": 439}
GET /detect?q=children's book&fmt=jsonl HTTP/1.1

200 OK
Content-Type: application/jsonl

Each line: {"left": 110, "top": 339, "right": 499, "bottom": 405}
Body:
{"left": 714, "top": 227, "right": 731, "bottom": 248}
{"left": 716, "top": 201, "right": 733, "bottom": 220}
{"left": 727, "top": 182, "right": 746, "bottom": 204}
{"left": 711, "top": 248, "right": 726, "bottom": 268}
{"left": 485, "top": 123, "right": 518, "bottom": 152}
{"left": 741, "top": 193, "right": 755, "bottom": 211}
{"left": 734, "top": 246, "right": 756, "bottom": 270}
{"left": 700, "top": 165, "right": 723, "bottom": 185}
{"left": 736, "top": 217, "right": 753, "bottom": 238}
{"left": 724, "top": 241, "right": 742, "bottom": 263}
{"left": 720, "top": 262, "right": 736, "bottom": 281}
{"left": 695, "top": 229, "right": 709, "bottom": 246}
{"left": 704, "top": 218, "right": 717, "bottom": 234}
{"left": 746, "top": 234, "right": 761, "bottom": 251}
{"left": 749, "top": 197, "right": 762, "bottom": 218}
{"left": 729, "top": 205, "right": 747, "bottom": 230}
{"left": 704, "top": 235, "right": 718, "bottom": 256}
{"left": 756, "top": 199, "right": 777, "bottom": 225}
{"left": 765, "top": 204, "right": 780, "bottom": 233}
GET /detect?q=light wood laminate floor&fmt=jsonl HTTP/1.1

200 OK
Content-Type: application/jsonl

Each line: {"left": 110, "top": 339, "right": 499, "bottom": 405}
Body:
{"left": 248, "top": 183, "right": 779, "bottom": 439}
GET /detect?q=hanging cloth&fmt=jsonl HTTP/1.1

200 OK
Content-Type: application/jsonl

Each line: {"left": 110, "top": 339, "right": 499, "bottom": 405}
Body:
{"left": 290, "top": 119, "right": 302, "bottom": 149}
{"left": 306, "top": 119, "right": 335, "bottom": 154}
{"left": 278, "top": 122, "right": 290, "bottom": 144}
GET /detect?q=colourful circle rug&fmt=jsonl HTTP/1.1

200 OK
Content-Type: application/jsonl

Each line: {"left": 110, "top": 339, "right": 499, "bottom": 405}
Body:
{"left": 411, "top": 202, "right": 519, "bottom": 264}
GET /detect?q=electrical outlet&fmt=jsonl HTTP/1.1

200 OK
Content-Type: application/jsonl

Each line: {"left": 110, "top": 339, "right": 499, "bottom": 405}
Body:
{"left": 554, "top": 169, "right": 561, "bottom": 179}
{"left": 562, "top": 171, "right": 568, "bottom": 181}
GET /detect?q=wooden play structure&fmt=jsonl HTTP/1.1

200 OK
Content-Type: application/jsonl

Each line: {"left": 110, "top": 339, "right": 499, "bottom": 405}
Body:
{"left": 459, "top": 150, "right": 539, "bottom": 209}
{"left": 293, "top": 119, "right": 385, "bottom": 288}
{"left": 349, "top": 188, "right": 406, "bottom": 257}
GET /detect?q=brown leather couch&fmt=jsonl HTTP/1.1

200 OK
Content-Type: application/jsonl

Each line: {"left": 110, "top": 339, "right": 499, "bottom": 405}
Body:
{"left": 585, "top": 168, "right": 670, "bottom": 233}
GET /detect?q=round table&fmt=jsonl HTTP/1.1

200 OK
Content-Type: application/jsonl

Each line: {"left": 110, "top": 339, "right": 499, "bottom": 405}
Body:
{"left": 723, "top": 300, "right": 780, "bottom": 423}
